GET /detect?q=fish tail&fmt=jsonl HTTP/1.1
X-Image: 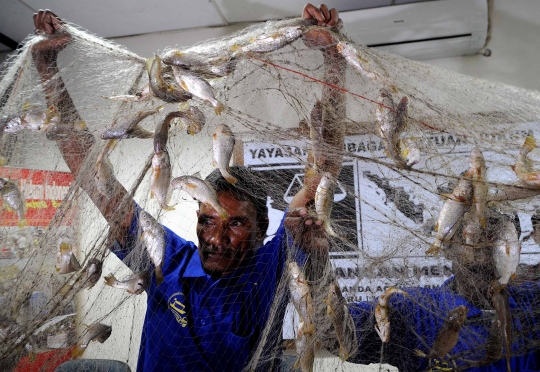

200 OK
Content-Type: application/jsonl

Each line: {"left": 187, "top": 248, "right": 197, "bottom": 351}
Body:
{"left": 104, "top": 274, "right": 117, "bottom": 287}
{"left": 223, "top": 173, "right": 238, "bottom": 185}
{"left": 324, "top": 221, "right": 338, "bottom": 238}
{"left": 479, "top": 214, "right": 487, "bottom": 228}
{"left": 338, "top": 345, "right": 349, "bottom": 361}
{"left": 425, "top": 243, "right": 440, "bottom": 256}
{"left": 71, "top": 346, "right": 85, "bottom": 358}
{"left": 214, "top": 102, "right": 226, "bottom": 116}
{"left": 413, "top": 349, "right": 427, "bottom": 358}
{"left": 523, "top": 135, "right": 537, "bottom": 152}
{"left": 17, "top": 218, "right": 27, "bottom": 228}
{"left": 161, "top": 202, "right": 175, "bottom": 211}
{"left": 155, "top": 266, "right": 164, "bottom": 286}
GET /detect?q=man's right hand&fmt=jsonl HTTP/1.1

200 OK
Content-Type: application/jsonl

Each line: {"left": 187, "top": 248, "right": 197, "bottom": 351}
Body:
{"left": 32, "top": 9, "right": 71, "bottom": 54}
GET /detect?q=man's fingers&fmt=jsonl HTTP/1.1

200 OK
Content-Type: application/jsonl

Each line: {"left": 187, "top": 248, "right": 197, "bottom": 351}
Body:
{"left": 328, "top": 8, "right": 340, "bottom": 27}
{"left": 302, "top": 3, "right": 326, "bottom": 23}
{"left": 319, "top": 4, "right": 330, "bottom": 24}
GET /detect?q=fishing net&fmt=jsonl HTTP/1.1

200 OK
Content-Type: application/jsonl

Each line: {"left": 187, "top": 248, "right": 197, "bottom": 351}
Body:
{"left": 1, "top": 13, "right": 540, "bottom": 372}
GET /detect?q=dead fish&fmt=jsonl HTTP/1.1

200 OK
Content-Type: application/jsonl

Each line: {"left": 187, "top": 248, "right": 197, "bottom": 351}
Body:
{"left": 531, "top": 209, "right": 540, "bottom": 245}
{"left": 427, "top": 173, "right": 474, "bottom": 255}
{"left": 83, "top": 258, "right": 103, "bottom": 290}
{"left": 101, "top": 106, "right": 163, "bottom": 139}
{"left": 315, "top": 173, "right": 337, "bottom": 236}
{"left": 376, "top": 89, "right": 413, "bottom": 169}
{"left": 103, "top": 84, "right": 152, "bottom": 102}
{"left": 492, "top": 289, "right": 512, "bottom": 372}
{"left": 231, "top": 26, "right": 304, "bottom": 55}
{"left": 336, "top": 41, "right": 380, "bottom": 81}
{"left": 414, "top": 305, "right": 468, "bottom": 360}
{"left": 151, "top": 151, "right": 174, "bottom": 210}
{"left": 375, "top": 287, "right": 407, "bottom": 343}
{"left": 288, "top": 262, "right": 314, "bottom": 335}
{"left": 179, "top": 106, "right": 206, "bottom": 135}
{"left": 512, "top": 135, "right": 540, "bottom": 187}
{"left": 104, "top": 271, "right": 150, "bottom": 294}
{"left": 139, "top": 211, "right": 165, "bottom": 285}
{"left": 213, "top": 124, "right": 237, "bottom": 185}
{"left": 56, "top": 241, "right": 81, "bottom": 274}
{"left": 95, "top": 141, "right": 117, "bottom": 200}
{"left": 326, "top": 284, "right": 350, "bottom": 360}
{"left": 492, "top": 216, "right": 521, "bottom": 291}
{"left": 3, "top": 106, "right": 61, "bottom": 133}
{"left": 294, "top": 323, "right": 315, "bottom": 372}
{"left": 470, "top": 148, "right": 488, "bottom": 227}
{"left": 172, "top": 67, "right": 225, "bottom": 115}
{"left": 171, "top": 175, "right": 228, "bottom": 220}
{"left": 462, "top": 208, "right": 483, "bottom": 248}
{"left": 72, "top": 323, "right": 112, "bottom": 357}
{"left": 0, "top": 178, "right": 26, "bottom": 227}
{"left": 161, "top": 50, "right": 235, "bottom": 78}
{"left": 147, "top": 55, "right": 192, "bottom": 103}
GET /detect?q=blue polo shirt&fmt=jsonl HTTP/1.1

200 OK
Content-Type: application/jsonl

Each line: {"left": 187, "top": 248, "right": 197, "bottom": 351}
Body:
{"left": 348, "top": 278, "right": 540, "bottom": 371}
{"left": 113, "top": 206, "right": 287, "bottom": 372}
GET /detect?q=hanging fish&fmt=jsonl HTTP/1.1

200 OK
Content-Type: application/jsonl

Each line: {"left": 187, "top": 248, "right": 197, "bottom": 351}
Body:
{"left": 288, "top": 262, "right": 314, "bottom": 335}
{"left": 95, "top": 140, "right": 117, "bottom": 200}
{"left": 212, "top": 124, "right": 237, "bottom": 185}
{"left": 161, "top": 50, "right": 235, "bottom": 78}
{"left": 101, "top": 106, "right": 163, "bottom": 139}
{"left": 172, "top": 67, "right": 225, "bottom": 115}
{"left": 374, "top": 287, "right": 407, "bottom": 343}
{"left": 336, "top": 41, "right": 380, "bottom": 81}
{"left": 0, "top": 178, "right": 26, "bottom": 227}
{"left": 414, "top": 305, "right": 468, "bottom": 360}
{"left": 427, "top": 171, "right": 474, "bottom": 255}
{"left": 462, "top": 319, "right": 502, "bottom": 368}
{"left": 470, "top": 148, "right": 488, "bottom": 227}
{"left": 326, "top": 284, "right": 350, "bottom": 360}
{"left": 104, "top": 271, "right": 150, "bottom": 294}
{"left": 512, "top": 135, "right": 540, "bottom": 187}
{"left": 103, "top": 84, "right": 152, "bottom": 102}
{"left": 82, "top": 258, "right": 103, "bottom": 290}
{"left": 492, "top": 215, "right": 521, "bottom": 292}
{"left": 171, "top": 175, "right": 228, "bottom": 221}
{"left": 178, "top": 106, "right": 206, "bottom": 135}
{"left": 147, "top": 54, "right": 192, "bottom": 103}
{"left": 3, "top": 106, "right": 61, "bottom": 134}
{"left": 293, "top": 323, "right": 315, "bottom": 372}
{"left": 231, "top": 25, "right": 305, "bottom": 56}
{"left": 72, "top": 323, "right": 112, "bottom": 357}
{"left": 139, "top": 211, "right": 165, "bottom": 285}
{"left": 492, "top": 289, "right": 512, "bottom": 372}
{"left": 56, "top": 241, "right": 81, "bottom": 274}
{"left": 462, "top": 208, "right": 483, "bottom": 248}
{"left": 315, "top": 173, "right": 337, "bottom": 236}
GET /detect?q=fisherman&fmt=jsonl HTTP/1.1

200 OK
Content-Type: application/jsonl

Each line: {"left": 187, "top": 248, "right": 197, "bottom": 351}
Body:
{"left": 31, "top": 4, "right": 347, "bottom": 372}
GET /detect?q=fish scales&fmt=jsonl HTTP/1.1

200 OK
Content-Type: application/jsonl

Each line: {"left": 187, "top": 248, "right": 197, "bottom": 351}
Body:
{"left": 171, "top": 175, "right": 228, "bottom": 221}
{"left": 212, "top": 124, "right": 237, "bottom": 185}
{"left": 139, "top": 212, "right": 165, "bottom": 285}
{"left": 104, "top": 271, "right": 150, "bottom": 294}
{"left": 147, "top": 54, "right": 192, "bottom": 103}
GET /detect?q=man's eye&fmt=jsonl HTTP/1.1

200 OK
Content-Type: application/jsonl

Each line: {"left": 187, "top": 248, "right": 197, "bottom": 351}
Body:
{"left": 230, "top": 221, "right": 243, "bottom": 227}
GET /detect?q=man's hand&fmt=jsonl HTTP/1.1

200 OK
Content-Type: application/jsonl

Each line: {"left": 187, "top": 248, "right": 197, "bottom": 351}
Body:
{"left": 285, "top": 207, "right": 329, "bottom": 253}
{"left": 32, "top": 9, "right": 71, "bottom": 54}
{"left": 302, "top": 3, "right": 341, "bottom": 28}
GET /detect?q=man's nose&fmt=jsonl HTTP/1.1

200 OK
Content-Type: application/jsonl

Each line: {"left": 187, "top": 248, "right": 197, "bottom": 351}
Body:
{"left": 207, "top": 223, "right": 230, "bottom": 246}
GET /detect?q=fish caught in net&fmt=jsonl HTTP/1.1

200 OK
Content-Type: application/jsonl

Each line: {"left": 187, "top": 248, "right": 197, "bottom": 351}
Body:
{"left": 1, "top": 6, "right": 540, "bottom": 372}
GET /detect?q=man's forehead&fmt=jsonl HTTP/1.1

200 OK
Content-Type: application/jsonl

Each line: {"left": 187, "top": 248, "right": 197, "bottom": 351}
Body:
{"left": 198, "top": 191, "right": 257, "bottom": 217}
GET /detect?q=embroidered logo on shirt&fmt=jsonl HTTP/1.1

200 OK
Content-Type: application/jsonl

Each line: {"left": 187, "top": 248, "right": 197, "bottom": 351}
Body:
{"left": 168, "top": 292, "right": 188, "bottom": 327}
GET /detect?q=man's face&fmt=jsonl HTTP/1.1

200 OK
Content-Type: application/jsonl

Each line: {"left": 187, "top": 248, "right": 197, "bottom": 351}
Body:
{"left": 196, "top": 191, "right": 265, "bottom": 276}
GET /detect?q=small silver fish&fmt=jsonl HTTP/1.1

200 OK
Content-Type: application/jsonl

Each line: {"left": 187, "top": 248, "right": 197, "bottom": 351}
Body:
{"left": 512, "top": 135, "right": 540, "bottom": 187}
{"left": 171, "top": 175, "right": 228, "bottom": 220}
{"left": 101, "top": 106, "right": 163, "bottom": 139}
{"left": 427, "top": 173, "right": 474, "bottom": 255}
{"left": 3, "top": 106, "right": 61, "bottom": 133}
{"left": 376, "top": 89, "right": 412, "bottom": 169}
{"left": 492, "top": 216, "right": 521, "bottom": 291}
{"left": 95, "top": 141, "right": 117, "bottom": 200}
{"left": 315, "top": 173, "right": 337, "bottom": 236}
{"left": 139, "top": 211, "right": 165, "bottom": 285}
{"left": 231, "top": 26, "right": 304, "bottom": 56}
{"left": 147, "top": 55, "right": 192, "bottom": 103}
{"left": 375, "top": 287, "right": 407, "bottom": 343}
{"left": 336, "top": 41, "right": 380, "bottom": 81}
{"left": 151, "top": 151, "right": 174, "bottom": 210}
{"left": 0, "top": 178, "right": 26, "bottom": 227}
{"left": 56, "top": 241, "right": 81, "bottom": 274}
{"left": 104, "top": 271, "right": 150, "bottom": 294}
{"left": 161, "top": 50, "right": 235, "bottom": 78}
{"left": 462, "top": 208, "right": 483, "bottom": 248}
{"left": 326, "top": 284, "right": 350, "bottom": 360}
{"left": 104, "top": 84, "right": 152, "bottom": 102}
{"left": 470, "top": 148, "right": 488, "bottom": 228}
{"left": 288, "top": 262, "right": 314, "bottom": 335}
{"left": 172, "top": 67, "right": 225, "bottom": 115}
{"left": 72, "top": 323, "right": 112, "bottom": 357}
{"left": 179, "top": 106, "right": 206, "bottom": 135}
{"left": 213, "top": 124, "right": 237, "bottom": 185}
{"left": 414, "top": 305, "right": 468, "bottom": 360}
{"left": 83, "top": 258, "right": 103, "bottom": 290}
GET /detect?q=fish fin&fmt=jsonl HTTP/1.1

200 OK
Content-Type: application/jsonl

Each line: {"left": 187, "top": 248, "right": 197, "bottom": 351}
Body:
{"left": 161, "top": 203, "right": 176, "bottom": 211}
{"left": 339, "top": 346, "right": 349, "bottom": 361}
{"left": 440, "top": 193, "right": 453, "bottom": 200}
{"left": 71, "top": 346, "right": 85, "bottom": 358}
{"left": 155, "top": 266, "right": 164, "bottom": 286}
{"left": 434, "top": 221, "right": 439, "bottom": 232}
{"left": 17, "top": 218, "right": 27, "bottom": 228}
{"left": 145, "top": 57, "right": 154, "bottom": 72}
{"left": 324, "top": 221, "right": 339, "bottom": 238}
{"left": 523, "top": 135, "right": 537, "bottom": 151}
{"left": 510, "top": 164, "right": 516, "bottom": 172}
{"left": 214, "top": 102, "right": 225, "bottom": 116}
{"left": 224, "top": 174, "right": 238, "bottom": 185}
{"left": 511, "top": 272, "right": 517, "bottom": 280}
{"left": 425, "top": 244, "right": 440, "bottom": 256}
{"left": 104, "top": 274, "right": 117, "bottom": 287}
{"left": 178, "top": 102, "right": 190, "bottom": 111}
{"left": 413, "top": 349, "right": 427, "bottom": 358}
{"left": 130, "top": 125, "right": 154, "bottom": 139}
{"left": 218, "top": 208, "right": 229, "bottom": 221}
{"left": 192, "top": 172, "right": 202, "bottom": 179}
{"left": 186, "top": 183, "right": 198, "bottom": 189}
{"left": 230, "top": 44, "right": 241, "bottom": 52}
{"left": 180, "top": 81, "right": 189, "bottom": 91}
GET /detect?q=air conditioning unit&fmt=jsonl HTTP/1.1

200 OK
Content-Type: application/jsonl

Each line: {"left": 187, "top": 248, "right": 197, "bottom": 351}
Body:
{"left": 340, "top": 0, "right": 488, "bottom": 60}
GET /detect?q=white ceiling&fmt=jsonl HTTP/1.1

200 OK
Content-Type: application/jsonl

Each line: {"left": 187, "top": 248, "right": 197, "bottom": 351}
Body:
{"left": 0, "top": 0, "right": 434, "bottom": 52}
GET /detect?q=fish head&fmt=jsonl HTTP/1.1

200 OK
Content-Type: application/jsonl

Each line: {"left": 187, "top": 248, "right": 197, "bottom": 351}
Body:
{"left": 196, "top": 190, "right": 266, "bottom": 276}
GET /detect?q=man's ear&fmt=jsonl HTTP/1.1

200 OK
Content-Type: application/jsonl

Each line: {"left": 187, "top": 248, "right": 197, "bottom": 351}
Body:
{"left": 257, "top": 216, "right": 269, "bottom": 241}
